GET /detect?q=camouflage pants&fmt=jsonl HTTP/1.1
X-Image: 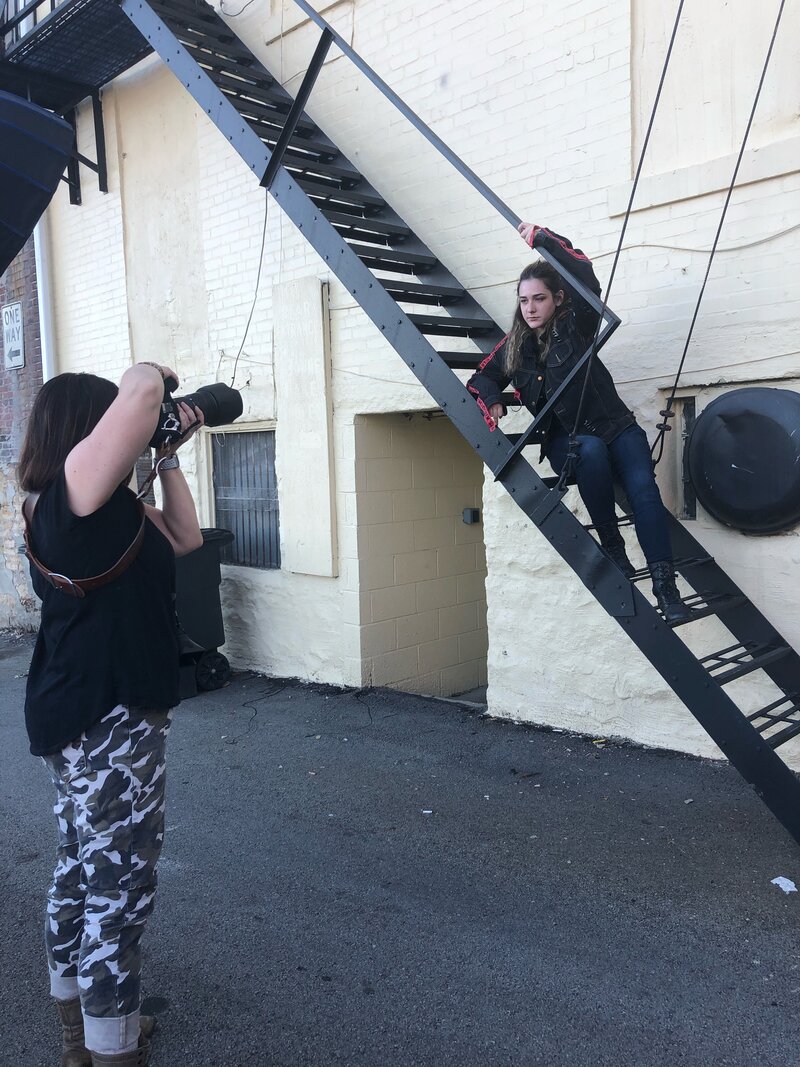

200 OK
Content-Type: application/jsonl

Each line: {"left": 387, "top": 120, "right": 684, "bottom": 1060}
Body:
{"left": 42, "top": 705, "right": 171, "bottom": 1054}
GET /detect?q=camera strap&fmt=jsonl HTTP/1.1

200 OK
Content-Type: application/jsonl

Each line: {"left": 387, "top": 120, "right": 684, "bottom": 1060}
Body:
{"left": 136, "top": 444, "right": 181, "bottom": 502}
{"left": 22, "top": 495, "right": 147, "bottom": 599}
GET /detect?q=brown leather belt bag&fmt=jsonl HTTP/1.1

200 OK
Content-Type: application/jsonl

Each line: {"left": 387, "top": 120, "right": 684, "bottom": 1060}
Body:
{"left": 22, "top": 495, "right": 146, "bottom": 599}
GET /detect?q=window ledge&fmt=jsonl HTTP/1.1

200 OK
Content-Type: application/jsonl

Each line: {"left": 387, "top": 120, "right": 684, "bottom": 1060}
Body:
{"left": 608, "top": 135, "right": 800, "bottom": 218}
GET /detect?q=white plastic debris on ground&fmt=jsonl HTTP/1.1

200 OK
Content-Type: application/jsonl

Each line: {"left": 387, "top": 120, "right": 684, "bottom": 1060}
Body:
{"left": 770, "top": 876, "right": 798, "bottom": 894}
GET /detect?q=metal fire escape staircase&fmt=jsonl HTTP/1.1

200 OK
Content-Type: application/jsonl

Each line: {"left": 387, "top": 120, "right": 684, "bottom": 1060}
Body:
{"left": 5, "top": 0, "right": 800, "bottom": 845}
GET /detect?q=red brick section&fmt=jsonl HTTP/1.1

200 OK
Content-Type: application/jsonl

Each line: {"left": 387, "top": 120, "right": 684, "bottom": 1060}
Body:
{"left": 0, "top": 237, "right": 43, "bottom": 465}
{"left": 1, "top": 237, "right": 43, "bottom": 627}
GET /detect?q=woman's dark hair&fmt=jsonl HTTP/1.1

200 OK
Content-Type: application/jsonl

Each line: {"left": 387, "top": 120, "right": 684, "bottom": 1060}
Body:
{"left": 503, "top": 261, "right": 570, "bottom": 376}
{"left": 18, "top": 372, "right": 118, "bottom": 492}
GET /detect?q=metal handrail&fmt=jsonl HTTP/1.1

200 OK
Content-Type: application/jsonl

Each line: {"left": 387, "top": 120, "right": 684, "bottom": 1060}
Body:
{"left": 289, "top": 0, "right": 617, "bottom": 327}
{"left": 2, "top": 0, "right": 59, "bottom": 39}
{"left": 291, "top": 0, "right": 520, "bottom": 228}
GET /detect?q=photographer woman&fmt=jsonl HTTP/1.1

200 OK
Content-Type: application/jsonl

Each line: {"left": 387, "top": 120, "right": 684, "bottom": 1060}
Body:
{"left": 467, "top": 223, "right": 689, "bottom": 624}
{"left": 18, "top": 362, "right": 204, "bottom": 1066}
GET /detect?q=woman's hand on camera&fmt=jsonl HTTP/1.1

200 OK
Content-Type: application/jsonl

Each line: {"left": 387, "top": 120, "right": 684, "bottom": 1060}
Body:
{"left": 517, "top": 222, "right": 541, "bottom": 248}
{"left": 172, "top": 402, "right": 204, "bottom": 451}
{"left": 489, "top": 403, "right": 505, "bottom": 424}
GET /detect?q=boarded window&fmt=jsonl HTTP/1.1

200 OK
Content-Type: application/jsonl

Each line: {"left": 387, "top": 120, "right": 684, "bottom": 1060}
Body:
{"left": 212, "top": 431, "right": 280, "bottom": 568}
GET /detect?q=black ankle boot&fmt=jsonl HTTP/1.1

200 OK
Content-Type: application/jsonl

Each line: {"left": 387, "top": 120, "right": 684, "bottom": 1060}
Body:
{"left": 650, "top": 560, "right": 692, "bottom": 624}
{"left": 595, "top": 522, "right": 635, "bottom": 578}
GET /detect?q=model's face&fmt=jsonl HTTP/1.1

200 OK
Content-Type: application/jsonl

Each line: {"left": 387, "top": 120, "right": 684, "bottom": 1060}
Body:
{"left": 518, "top": 278, "right": 563, "bottom": 329}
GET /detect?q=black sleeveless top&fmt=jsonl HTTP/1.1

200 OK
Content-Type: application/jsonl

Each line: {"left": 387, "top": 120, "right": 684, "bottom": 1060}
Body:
{"left": 24, "top": 469, "right": 180, "bottom": 756}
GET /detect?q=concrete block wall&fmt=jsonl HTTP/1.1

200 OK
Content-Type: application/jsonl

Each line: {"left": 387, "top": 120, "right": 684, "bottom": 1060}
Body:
{"left": 356, "top": 414, "right": 487, "bottom": 696}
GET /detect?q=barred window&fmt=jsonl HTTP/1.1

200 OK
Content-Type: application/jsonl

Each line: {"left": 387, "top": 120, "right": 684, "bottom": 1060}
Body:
{"left": 212, "top": 430, "right": 280, "bottom": 568}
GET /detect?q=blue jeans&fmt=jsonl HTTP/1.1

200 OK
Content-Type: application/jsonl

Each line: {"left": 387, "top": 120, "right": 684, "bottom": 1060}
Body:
{"left": 547, "top": 424, "right": 672, "bottom": 565}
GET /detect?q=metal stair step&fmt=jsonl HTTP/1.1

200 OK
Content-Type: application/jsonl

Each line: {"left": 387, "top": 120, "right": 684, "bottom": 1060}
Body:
{"left": 326, "top": 209, "right": 411, "bottom": 241}
{"left": 230, "top": 111, "right": 338, "bottom": 158}
{"left": 152, "top": 3, "right": 272, "bottom": 67}
{"left": 768, "top": 722, "right": 800, "bottom": 748}
{"left": 151, "top": 0, "right": 228, "bottom": 27}
{"left": 439, "top": 351, "right": 481, "bottom": 369}
{"left": 279, "top": 151, "right": 361, "bottom": 182}
{"left": 408, "top": 312, "right": 494, "bottom": 335}
{"left": 747, "top": 694, "right": 800, "bottom": 749}
{"left": 630, "top": 555, "right": 714, "bottom": 581}
{"left": 585, "top": 514, "right": 635, "bottom": 531}
{"left": 175, "top": 40, "right": 265, "bottom": 81}
{"left": 507, "top": 433, "right": 549, "bottom": 447}
{"left": 222, "top": 92, "right": 328, "bottom": 142}
{"left": 165, "top": 20, "right": 255, "bottom": 60}
{"left": 212, "top": 74, "right": 319, "bottom": 134}
{"left": 660, "top": 592, "right": 748, "bottom": 628}
{"left": 297, "top": 178, "right": 387, "bottom": 210}
{"left": 699, "top": 641, "right": 792, "bottom": 685}
{"left": 347, "top": 243, "right": 439, "bottom": 272}
{"left": 379, "top": 280, "right": 468, "bottom": 305}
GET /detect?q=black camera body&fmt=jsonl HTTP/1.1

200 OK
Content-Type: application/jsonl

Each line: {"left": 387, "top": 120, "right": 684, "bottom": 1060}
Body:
{"left": 149, "top": 378, "right": 244, "bottom": 449}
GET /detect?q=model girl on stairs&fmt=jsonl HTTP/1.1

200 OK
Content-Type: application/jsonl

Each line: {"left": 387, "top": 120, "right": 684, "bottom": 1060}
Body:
{"left": 467, "top": 222, "right": 690, "bottom": 625}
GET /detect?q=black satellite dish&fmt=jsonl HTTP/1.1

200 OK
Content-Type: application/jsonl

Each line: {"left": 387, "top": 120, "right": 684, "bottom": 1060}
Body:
{"left": 0, "top": 90, "right": 74, "bottom": 276}
{"left": 687, "top": 387, "right": 800, "bottom": 534}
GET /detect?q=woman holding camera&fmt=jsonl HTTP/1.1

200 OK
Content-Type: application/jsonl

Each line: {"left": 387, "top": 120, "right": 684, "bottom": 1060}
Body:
{"left": 467, "top": 223, "right": 689, "bottom": 624}
{"left": 18, "top": 362, "right": 204, "bottom": 1066}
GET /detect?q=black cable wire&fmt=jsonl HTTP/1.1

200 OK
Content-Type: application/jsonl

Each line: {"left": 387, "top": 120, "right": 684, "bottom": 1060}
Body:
{"left": 216, "top": 189, "right": 269, "bottom": 387}
{"left": 651, "top": 0, "right": 787, "bottom": 467}
{"left": 220, "top": 0, "right": 257, "bottom": 17}
{"left": 555, "top": 0, "right": 686, "bottom": 490}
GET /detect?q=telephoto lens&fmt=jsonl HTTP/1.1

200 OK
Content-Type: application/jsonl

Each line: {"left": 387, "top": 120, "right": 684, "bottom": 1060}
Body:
{"left": 179, "top": 383, "right": 244, "bottom": 427}
{"left": 150, "top": 381, "right": 243, "bottom": 448}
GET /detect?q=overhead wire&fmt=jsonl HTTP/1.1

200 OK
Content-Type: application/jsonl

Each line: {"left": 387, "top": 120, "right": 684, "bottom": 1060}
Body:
{"left": 650, "top": 0, "right": 788, "bottom": 466}
{"left": 556, "top": 0, "right": 686, "bottom": 490}
{"left": 215, "top": 190, "right": 270, "bottom": 387}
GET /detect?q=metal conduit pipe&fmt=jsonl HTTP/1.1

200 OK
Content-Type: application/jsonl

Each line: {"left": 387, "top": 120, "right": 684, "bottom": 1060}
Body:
{"left": 33, "top": 216, "right": 56, "bottom": 381}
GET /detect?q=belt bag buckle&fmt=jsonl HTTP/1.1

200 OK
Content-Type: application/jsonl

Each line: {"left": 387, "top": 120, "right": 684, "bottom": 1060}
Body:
{"left": 46, "top": 572, "right": 86, "bottom": 598}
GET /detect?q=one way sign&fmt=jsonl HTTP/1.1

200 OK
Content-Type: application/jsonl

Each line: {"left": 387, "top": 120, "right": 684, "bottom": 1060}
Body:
{"left": 3, "top": 302, "right": 24, "bottom": 370}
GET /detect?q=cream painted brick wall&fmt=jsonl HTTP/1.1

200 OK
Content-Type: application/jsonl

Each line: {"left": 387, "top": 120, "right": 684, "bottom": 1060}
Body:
{"left": 47, "top": 88, "right": 131, "bottom": 377}
{"left": 356, "top": 414, "right": 487, "bottom": 696}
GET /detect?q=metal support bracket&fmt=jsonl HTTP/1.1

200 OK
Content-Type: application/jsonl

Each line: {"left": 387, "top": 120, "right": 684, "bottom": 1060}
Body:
{"left": 64, "top": 107, "right": 80, "bottom": 204}
{"left": 91, "top": 90, "right": 108, "bottom": 193}
{"left": 58, "top": 91, "right": 107, "bottom": 202}
{"left": 261, "top": 28, "right": 333, "bottom": 189}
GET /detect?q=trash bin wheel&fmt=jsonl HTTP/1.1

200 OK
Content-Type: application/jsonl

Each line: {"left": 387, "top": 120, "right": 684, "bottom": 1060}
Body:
{"left": 196, "top": 651, "right": 231, "bottom": 691}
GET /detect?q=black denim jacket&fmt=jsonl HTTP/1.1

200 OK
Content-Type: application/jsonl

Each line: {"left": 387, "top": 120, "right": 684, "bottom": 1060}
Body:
{"left": 467, "top": 228, "right": 635, "bottom": 453}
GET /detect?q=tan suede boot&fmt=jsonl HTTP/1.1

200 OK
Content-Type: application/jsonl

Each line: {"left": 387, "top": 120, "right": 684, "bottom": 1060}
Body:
{"left": 54, "top": 998, "right": 91, "bottom": 1067}
{"left": 57, "top": 1000, "right": 157, "bottom": 1067}
{"left": 87, "top": 1016, "right": 156, "bottom": 1066}
{"left": 89, "top": 1038, "right": 151, "bottom": 1067}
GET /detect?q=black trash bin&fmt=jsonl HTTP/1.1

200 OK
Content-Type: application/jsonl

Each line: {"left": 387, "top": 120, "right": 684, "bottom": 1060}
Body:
{"left": 175, "top": 527, "right": 235, "bottom": 699}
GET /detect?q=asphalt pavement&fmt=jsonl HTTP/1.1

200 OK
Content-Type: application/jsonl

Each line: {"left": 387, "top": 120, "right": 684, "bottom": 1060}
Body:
{"left": 1, "top": 630, "right": 799, "bottom": 1067}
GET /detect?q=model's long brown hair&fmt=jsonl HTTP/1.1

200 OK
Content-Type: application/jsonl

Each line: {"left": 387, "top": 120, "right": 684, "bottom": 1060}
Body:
{"left": 503, "top": 261, "right": 570, "bottom": 376}
{"left": 18, "top": 373, "right": 118, "bottom": 493}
